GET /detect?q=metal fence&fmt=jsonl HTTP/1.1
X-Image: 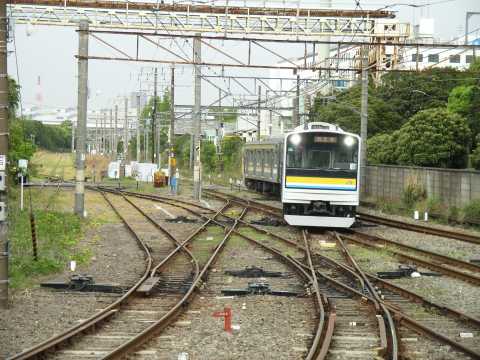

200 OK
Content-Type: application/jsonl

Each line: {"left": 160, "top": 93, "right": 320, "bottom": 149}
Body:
{"left": 365, "top": 165, "right": 480, "bottom": 207}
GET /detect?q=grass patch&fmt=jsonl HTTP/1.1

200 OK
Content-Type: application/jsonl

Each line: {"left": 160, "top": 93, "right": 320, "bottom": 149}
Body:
{"left": 8, "top": 187, "right": 94, "bottom": 288}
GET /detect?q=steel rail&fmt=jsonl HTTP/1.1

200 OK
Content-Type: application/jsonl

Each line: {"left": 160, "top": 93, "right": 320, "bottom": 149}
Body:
{"left": 333, "top": 232, "right": 398, "bottom": 360}
{"left": 291, "top": 257, "right": 480, "bottom": 359}
{"left": 201, "top": 192, "right": 480, "bottom": 332}
{"left": 340, "top": 233, "right": 480, "bottom": 286}
{"left": 116, "top": 188, "right": 480, "bottom": 359}
{"left": 121, "top": 189, "right": 367, "bottom": 290}
{"left": 118, "top": 192, "right": 201, "bottom": 278}
{"left": 203, "top": 189, "right": 284, "bottom": 219}
{"left": 204, "top": 189, "right": 480, "bottom": 248}
{"left": 357, "top": 212, "right": 480, "bottom": 245}
{"left": 348, "top": 230, "right": 480, "bottom": 274}
{"left": 8, "top": 192, "right": 154, "bottom": 360}
{"left": 205, "top": 190, "right": 480, "bottom": 358}
{"left": 103, "top": 203, "right": 245, "bottom": 359}
{"left": 301, "top": 229, "right": 334, "bottom": 360}
{"left": 110, "top": 189, "right": 332, "bottom": 360}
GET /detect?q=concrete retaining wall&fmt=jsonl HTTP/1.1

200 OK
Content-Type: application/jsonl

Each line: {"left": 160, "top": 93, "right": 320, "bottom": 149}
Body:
{"left": 365, "top": 165, "right": 480, "bottom": 207}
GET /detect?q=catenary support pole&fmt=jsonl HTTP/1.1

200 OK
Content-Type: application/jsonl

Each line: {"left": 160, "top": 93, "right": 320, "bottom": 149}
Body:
{"left": 152, "top": 67, "right": 158, "bottom": 164}
{"left": 293, "top": 71, "right": 300, "bottom": 128}
{"left": 124, "top": 97, "right": 128, "bottom": 158}
{"left": 360, "top": 45, "right": 369, "bottom": 196}
{"left": 257, "top": 86, "right": 261, "bottom": 141}
{"left": 95, "top": 116, "right": 100, "bottom": 154}
{"left": 74, "top": 20, "right": 89, "bottom": 217}
{"left": 145, "top": 118, "right": 148, "bottom": 162}
{"left": 193, "top": 34, "right": 202, "bottom": 200}
{"left": 168, "top": 65, "right": 175, "bottom": 186}
{"left": 136, "top": 94, "right": 141, "bottom": 161}
{"left": 102, "top": 110, "right": 106, "bottom": 154}
{"left": 109, "top": 108, "right": 113, "bottom": 155}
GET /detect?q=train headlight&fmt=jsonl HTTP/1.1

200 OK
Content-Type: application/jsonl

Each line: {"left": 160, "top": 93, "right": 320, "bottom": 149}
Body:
{"left": 290, "top": 134, "right": 301, "bottom": 146}
{"left": 344, "top": 136, "right": 355, "bottom": 147}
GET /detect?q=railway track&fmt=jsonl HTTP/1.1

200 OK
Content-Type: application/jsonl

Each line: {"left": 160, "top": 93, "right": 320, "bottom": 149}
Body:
{"left": 203, "top": 189, "right": 480, "bottom": 282}
{"left": 203, "top": 187, "right": 480, "bottom": 246}
{"left": 356, "top": 212, "right": 480, "bottom": 245}
{"left": 100, "top": 189, "right": 331, "bottom": 359}
{"left": 10, "top": 190, "right": 202, "bottom": 359}
{"left": 12, "top": 187, "right": 327, "bottom": 359}
{"left": 200, "top": 189, "right": 480, "bottom": 359}
{"left": 340, "top": 231, "right": 480, "bottom": 286}
{"left": 14, "top": 182, "right": 480, "bottom": 359}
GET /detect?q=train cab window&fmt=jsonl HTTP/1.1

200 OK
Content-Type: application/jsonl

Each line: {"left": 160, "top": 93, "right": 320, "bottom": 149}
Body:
{"left": 286, "top": 133, "right": 359, "bottom": 171}
{"left": 308, "top": 151, "right": 331, "bottom": 168}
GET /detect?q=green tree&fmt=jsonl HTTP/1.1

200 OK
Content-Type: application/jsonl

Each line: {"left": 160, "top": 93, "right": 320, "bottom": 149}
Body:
{"left": 174, "top": 134, "right": 191, "bottom": 169}
{"left": 395, "top": 108, "right": 471, "bottom": 168}
{"left": 220, "top": 136, "right": 243, "bottom": 176}
{"left": 7, "top": 77, "right": 36, "bottom": 174}
{"left": 447, "top": 85, "right": 480, "bottom": 144}
{"left": 201, "top": 141, "right": 216, "bottom": 173}
{"left": 310, "top": 84, "right": 404, "bottom": 137}
{"left": 367, "top": 132, "right": 399, "bottom": 165}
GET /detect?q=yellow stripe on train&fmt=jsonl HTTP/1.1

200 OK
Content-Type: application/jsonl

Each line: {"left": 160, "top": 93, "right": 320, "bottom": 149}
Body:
{"left": 286, "top": 176, "right": 357, "bottom": 186}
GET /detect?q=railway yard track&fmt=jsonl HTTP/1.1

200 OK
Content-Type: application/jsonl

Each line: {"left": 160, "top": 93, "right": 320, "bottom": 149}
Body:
{"left": 8, "top": 183, "right": 480, "bottom": 359}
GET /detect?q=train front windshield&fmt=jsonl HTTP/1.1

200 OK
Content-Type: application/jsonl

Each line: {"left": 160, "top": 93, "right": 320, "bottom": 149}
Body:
{"left": 286, "top": 133, "right": 359, "bottom": 171}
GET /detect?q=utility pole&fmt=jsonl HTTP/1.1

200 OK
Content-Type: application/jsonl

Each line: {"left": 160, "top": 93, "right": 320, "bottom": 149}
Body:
{"left": 293, "top": 72, "right": 300, "bottom": 128}
{"left": 136, "top": 94, "right": 141, "bottom": 161}
{"left": 124, "top": 98, "right": 128, "bottom": 159}
{"left": 102, "top": 110, "right": 106, "bottom": 154}
{"left": 95, "top": 117, "right": 99, "bottom": 154}
{"left": 257, "top": 86, "right": 261, "bottom": 141}
{"left": 74, "top": 20, "right": 89, "bottom": 217}
{"left": 360, "top": 45, "right": 369, "bottom": 196}
{"left": 193, "top": 34, "right": 202, "bottom": 200}
{"left": 145, "top": 118, "right": 148, "bottom": 162}
{"left": 168, "top": 65, "right": 176, "bottom": 186}
{"left": 114, "top": 104, "right": 118, "bottom": 157}
{"left": 109, "top": 108, "right": 113, "bottom": 155}
{"left": 0, "top": 0, "right": 9, "bottom": 308}
{"left": 152, "top": 67, "right": 158, "bottom": 164}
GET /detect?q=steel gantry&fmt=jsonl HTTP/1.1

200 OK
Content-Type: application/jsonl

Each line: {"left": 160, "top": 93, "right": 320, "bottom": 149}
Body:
{"left": 8, "top": 0, "right": 407, "bottom": 39}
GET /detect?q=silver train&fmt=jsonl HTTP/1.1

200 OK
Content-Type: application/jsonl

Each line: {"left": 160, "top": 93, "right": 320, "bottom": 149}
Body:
{"left": 243, "top": 122, "right": 361, "bottom": 228}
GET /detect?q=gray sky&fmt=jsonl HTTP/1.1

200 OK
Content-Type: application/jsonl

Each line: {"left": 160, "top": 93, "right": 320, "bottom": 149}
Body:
{"left": 7, "top": 0, "right": 480, "bottom": 111}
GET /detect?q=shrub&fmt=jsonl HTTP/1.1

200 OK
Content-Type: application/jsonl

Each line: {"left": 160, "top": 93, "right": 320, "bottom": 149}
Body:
{"left": 402, "top": 176, "right": 427, "bottom": 208}
{"left": 464, "top": 200, "right": 480, "bottom": 223}
{"left": 395, "top": 108, "right": 471, "bottom": 168}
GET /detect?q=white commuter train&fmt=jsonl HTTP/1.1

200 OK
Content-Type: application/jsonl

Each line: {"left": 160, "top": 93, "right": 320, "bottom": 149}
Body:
{"left": 243, "top": 122, "right": 360, "bottom": 228}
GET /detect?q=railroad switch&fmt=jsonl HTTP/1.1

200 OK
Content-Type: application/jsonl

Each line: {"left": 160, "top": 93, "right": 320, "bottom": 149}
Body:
{"left": 377, "top": 265, "right": 441, "bottom": 279}
{"left": 225, "top": 266, "right": 285, "bottom": 278}
{"left": 41, "top": 274, "right": 128, "bottom": 293}
{"left": 222, "top": 282, "right": 301, "bottom": 297}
